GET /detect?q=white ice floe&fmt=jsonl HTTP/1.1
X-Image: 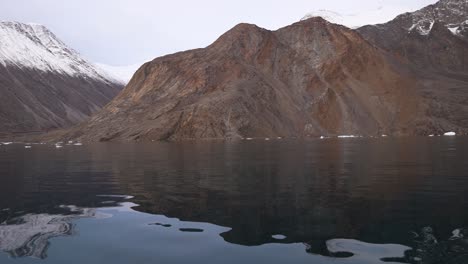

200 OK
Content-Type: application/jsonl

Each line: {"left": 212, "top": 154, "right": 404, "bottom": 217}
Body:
{"left": 1, "top": 142, "right": 13, "bottom": 145}
{"left": 450, "top": 229, "right": 464, "bottom": 240}
{"left": 381, "top": 135, "right": 388, "bottom": 137}
{"left": 326, "top": 239, "right": 411, "bottom": 263}
{"left": 24, "top": 146, "right": 31, "bottom": 149}
{"left": 429, "top": 134, "right": 435, "bottom": 137}
{"left": 320, "top": 136, "right": 325, "bottom": 139}
{"left": 338, "top": 135, "right": 358, "bottom": 138}
{"left": 444, "top": 132, "right": 456, "bottom": 136}
{"left": 55, "top": 145, "right": 63, "bottom": 148}
{"left": 265, "top": 138, "right": 270, "bottom": 141}
{"left": 73, "top": 142, "right": 83, "bottom": 146}
{"left": 245, "top": 138, "right": 254, "bottom": 141}
{"left": 96, "top": 194, "right": 134, "bottom": 200}
{"left": 272, "top": 234, "right": 287, "bottom": 240}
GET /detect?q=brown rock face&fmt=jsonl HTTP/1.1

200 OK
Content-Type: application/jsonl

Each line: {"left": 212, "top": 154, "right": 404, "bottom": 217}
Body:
{"left": 358, "top": 0, "right": 468, "bottom": 73}
{"left": 61, "top": 17, "right": 434, "bottom": 142}
{"left": 356, "top": 0, "right": 468, "bottom": 136}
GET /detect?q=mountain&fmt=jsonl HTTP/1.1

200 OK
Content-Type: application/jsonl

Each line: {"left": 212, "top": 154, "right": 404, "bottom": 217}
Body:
{"left": 357, "top": 0, "right": 468, "bottom": 72}
{"left": 95, "top": 63, "right": 142, "bottom": 84}
{"left": 356, "top": 0, "right": 468, "bottom": 135}
{"left": 49, "top": 0, "right": 468, "bottom": 142}
{"left": 0, "top": 22, "right": 123, "bottom": 133}
{"left": 56, "top": 17, "right": 425, "bottom": 141}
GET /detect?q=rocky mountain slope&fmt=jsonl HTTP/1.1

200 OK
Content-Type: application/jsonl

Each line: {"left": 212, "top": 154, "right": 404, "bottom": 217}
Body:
{"left": 358, "top": 0, "right": 468, "bottom": 73}
{"left": 53, "top": 0, "right": 468, "bottom": 142}
{"left": 356, "top": 0, "right": 468, "bottom": 137}
{"left": 59, "top": 18, "right": 424, "bottom": 141}
{"left": 0, "top": 22, "right": 123, "bottom": 133}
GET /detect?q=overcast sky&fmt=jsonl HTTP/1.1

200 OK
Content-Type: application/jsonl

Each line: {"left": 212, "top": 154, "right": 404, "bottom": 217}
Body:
{"left": 0, "top": 0, "right": 437, "bottom": 66}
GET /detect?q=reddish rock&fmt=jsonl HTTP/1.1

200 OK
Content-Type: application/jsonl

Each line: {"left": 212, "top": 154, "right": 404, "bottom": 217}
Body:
{"left": 57, "top": 17, "right": 444, "bottom": 142}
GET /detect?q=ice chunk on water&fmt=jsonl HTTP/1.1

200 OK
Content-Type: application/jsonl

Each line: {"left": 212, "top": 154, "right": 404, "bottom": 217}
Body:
{"left": 272, "top": 234, "right": 286, "bottom": 240}
{"left": 444, "top": 132, "right": 456, "bottom": 136}
{"left": 326, "top": 239, "right": 411, "bottom": 263}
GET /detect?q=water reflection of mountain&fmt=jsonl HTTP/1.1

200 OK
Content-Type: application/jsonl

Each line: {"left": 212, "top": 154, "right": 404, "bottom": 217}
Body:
{"left": 104, "top": 139, "right": 468, "bottom": 247}
{"left": 1, "top": 139, "right": 468, "bottom": 253}
{"left": 0, "top": 207, "right": 104, "bottom": 259}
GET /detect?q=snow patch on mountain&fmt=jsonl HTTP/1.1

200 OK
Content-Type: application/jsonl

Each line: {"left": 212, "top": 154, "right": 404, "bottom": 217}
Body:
{"left": 301, "top": 5, "right": 432, "bottom": 29}
{"left": 0, "top": 21, "right": 124, "bottom": 85}
{"left": 95, "top": 63, "right": 141, "bottom": 84}
{"left": 409, "top": 19, "right": 435, "bottom": 35}
{"left": 302, "top": 10, "right": 347, "bottom": 26}
{"left": 404, "top": 0, "right": 468, "bottom": 36}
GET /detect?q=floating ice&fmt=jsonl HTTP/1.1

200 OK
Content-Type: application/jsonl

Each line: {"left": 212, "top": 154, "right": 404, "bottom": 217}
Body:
{"left": 450, "top": 229, "right": 464, "bottom": 240}
{"left": 444, "top": 132, "right": 456, "bottom": 136}
{"left": 326, "top": 239, "right": 411, "bottom": 263}
{"left": 96, "top": 195, "right": 134, "bottom": 200}
{"left": 338, "top": 135, "right": 357, "bottom": 138}
{"left": 272, "top": 234, "right": 287, "bottom": 240}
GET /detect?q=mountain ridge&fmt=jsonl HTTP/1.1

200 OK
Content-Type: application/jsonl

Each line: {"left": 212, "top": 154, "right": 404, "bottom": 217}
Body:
{"left": 0, "top": 21, "right": 123, "bottom": 133}
{"left": 52, "top": 17, "right": 431, "bottom": 141}
{"left": 30, "top": 0, "right": 468, "bottom": 141}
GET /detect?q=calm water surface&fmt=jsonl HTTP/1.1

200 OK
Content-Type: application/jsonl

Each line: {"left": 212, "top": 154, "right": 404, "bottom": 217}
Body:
{"left": 0, "top": 137, "right": 468, "bottom": 263}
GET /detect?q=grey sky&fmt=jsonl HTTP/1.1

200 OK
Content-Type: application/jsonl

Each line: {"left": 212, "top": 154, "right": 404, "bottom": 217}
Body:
{"left": 0, "top": 0, "right": 438, "bottom": 66}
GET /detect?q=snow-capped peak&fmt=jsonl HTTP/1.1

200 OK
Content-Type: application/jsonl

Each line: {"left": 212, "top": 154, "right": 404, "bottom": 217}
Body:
{"left": 301, "top": 10, "right": 347, "bottom": 26}
{"left": 301, "top": 6, "right": 423, "bottom": 29}
{"left": 0, "top": 21, "right": 124, "bottom": 85}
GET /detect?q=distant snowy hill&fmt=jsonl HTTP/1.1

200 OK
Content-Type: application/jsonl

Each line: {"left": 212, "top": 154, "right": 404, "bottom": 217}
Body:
{"left": 0, "top": 22, "right": 124, "bottom": 85}
{"left": 0, "top": 21, "right": 123, "bottom": 132}
{"left": 301, "top": 5, "right": 431, "bottom": 28}
{"left": 95, "top": 63, "right": 141, "bottom": 84}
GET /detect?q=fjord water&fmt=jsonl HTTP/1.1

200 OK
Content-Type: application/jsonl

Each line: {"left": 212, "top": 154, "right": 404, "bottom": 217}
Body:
{"left": 0, "top": 138, "right": 468, "bottom": 263}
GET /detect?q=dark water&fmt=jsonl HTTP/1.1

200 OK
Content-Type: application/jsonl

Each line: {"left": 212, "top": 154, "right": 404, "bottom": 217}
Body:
{"left": 1, "top": 137, "right": 468, "bottom": 264}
